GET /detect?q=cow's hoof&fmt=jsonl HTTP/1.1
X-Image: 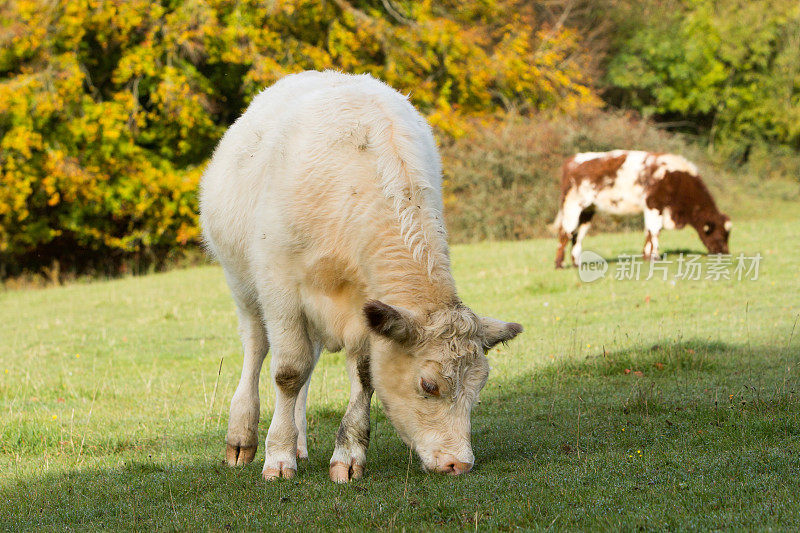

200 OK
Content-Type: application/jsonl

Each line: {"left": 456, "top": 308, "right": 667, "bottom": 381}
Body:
{"left": 226, "top": 444, "right": 257, "bottom": 466}
{"left": 329, "top": 460, "right": 364, "bottom": 483}
{"left": 262, "top": 463, "right": 296, "bottom": 480}
{"left": 296, "top": 448, "right": 308, "bottom": 460}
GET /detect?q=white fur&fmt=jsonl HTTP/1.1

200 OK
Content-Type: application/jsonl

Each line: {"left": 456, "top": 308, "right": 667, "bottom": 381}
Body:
{"left": 200, "top": 71, "right": 463, "bottom": 479}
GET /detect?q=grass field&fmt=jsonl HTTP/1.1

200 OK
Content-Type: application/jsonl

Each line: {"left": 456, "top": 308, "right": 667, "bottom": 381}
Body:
{"left": 2, "top": 216, "right": 799, "bottom": 530}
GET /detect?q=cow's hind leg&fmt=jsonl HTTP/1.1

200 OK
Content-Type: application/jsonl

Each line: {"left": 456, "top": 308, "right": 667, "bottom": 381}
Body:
{"left": 571, "top": 208, "right": 595, "bottom": 266}
{"left": 330, "top": 350, "right": 373, "bottom": 483}
{"left": 555, "top": 198, "right": 584, "bottom": 268}
{"left": 262, "top": 312, "right": 319, "bottom": 480}
{"left": 555, "top": 229, "right": 570, "bottom": 269}
{"left": 226, "top": 305, "right": 269, "bottom": 466}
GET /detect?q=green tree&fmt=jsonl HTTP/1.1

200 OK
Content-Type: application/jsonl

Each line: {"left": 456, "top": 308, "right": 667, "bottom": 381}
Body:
{"left": 606, "top": 0, "right": 800, "bottom": 155}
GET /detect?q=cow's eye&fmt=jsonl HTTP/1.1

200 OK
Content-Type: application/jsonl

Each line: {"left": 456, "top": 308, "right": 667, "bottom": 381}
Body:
{"left": 420, "top": 378, "right": 440, "bottom": 397}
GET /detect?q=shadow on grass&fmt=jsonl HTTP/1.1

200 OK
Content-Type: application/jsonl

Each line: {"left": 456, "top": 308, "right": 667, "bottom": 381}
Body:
{"left": 2, "top": 339, "right": 798, "bottom": 530}
{"left": 598, "top": 248, "right": 707, "bottom": 264}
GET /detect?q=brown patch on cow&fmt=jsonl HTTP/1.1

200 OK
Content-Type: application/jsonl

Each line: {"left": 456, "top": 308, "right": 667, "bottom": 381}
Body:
{"left": 646, "top": 170, "right": 729, "bottom": 254}
{"left": 555, "top": 230, "right": 570, "bottom": 269}
{"left": 646, "top": 170, "right": 717, "bottom": 229}
{"left": 561, "top": 153, "right": 628, "bottom": 200}
{"left": 638, "top": 152, "right": 666, "bottom": 187}
{"left": 274, "top": 367, "right": 306, "bottom": 395}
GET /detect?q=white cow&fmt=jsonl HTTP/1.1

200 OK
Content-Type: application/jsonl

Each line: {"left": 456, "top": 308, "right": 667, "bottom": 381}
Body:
{"left": 199, "top": 71, "right": 522, "bottom": 482}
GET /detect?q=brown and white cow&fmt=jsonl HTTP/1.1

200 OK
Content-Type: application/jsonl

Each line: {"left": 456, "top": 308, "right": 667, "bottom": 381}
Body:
{"left": 553, "top": 150, "right": 731, "bottom": 268}
{"left": 200, "top": 71, "right": 522, "bottom": 483}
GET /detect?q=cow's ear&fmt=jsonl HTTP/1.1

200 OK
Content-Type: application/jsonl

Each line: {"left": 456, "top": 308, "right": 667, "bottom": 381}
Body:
{"left": 480, "top": 317, "right": 523, "bottom": 350}
{"left": 363, "top": 300, "right": 419, "bottom": 345}
{"left": 723, "top": 216, "right": 732, "bottom": 232}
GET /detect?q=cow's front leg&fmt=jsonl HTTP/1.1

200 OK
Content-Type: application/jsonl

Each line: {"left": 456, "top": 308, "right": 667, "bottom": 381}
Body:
{"left": 262, "top": 317, "right": 318, "bottom": 480}
{"left": 643, "top": 208, "right": 663, "bottom": 261}
{"left": 330, "top": 351, "right": 373, "bottom": 483}
{"left": 226, "top": 306, "right": 268, "bottom": 466}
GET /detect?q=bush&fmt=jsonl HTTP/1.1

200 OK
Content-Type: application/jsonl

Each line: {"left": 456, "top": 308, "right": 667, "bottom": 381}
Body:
{"left": 0, "top": 0, "right": 598, "bottom": 278}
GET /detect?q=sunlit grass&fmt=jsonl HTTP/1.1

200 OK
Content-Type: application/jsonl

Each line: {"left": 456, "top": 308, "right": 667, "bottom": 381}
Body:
{"left": 1, "top": 218, "right": 799, "bottom": 530}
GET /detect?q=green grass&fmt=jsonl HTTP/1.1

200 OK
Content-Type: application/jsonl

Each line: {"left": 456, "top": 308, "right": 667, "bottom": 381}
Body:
{"left": 2, "top": 217, "right": 799, "bottom": 530}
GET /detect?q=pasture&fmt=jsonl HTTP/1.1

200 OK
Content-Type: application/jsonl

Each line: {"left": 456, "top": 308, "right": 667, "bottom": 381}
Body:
{"left": 2, "top": 216, "right": 799, "bottom": 530}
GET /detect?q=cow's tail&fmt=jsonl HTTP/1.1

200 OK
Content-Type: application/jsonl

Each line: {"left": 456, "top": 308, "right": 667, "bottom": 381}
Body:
{"left": 548, "top": 209, "right": 563, "bottom": 236}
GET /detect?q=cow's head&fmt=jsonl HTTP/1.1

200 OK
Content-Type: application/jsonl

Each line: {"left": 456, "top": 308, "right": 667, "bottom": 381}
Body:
{"left": 697, "top": 212, "right": 732, "bottom": 254}
{"left": 363, "top": 300, "right": 522, "bottom": 475}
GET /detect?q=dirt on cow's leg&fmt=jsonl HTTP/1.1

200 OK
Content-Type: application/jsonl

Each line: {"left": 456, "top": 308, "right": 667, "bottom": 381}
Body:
{"left": 226, "top": 306, "right": 268, "bottom": 466}
{"left": 330, "top": 351, "right": 373, "bottom": 483}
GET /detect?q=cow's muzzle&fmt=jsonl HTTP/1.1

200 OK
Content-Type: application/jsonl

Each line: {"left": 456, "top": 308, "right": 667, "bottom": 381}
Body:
{"left": 433, "top": 453, "right": 473, "bottom": 475}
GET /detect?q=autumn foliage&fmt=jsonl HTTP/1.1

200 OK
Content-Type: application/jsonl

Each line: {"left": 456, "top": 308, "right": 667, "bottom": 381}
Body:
{"left": 0, "top": 0, "right": 598, "bottom": 276}
{"left": 2, "top": 0, "right": 798, "bottom": 279}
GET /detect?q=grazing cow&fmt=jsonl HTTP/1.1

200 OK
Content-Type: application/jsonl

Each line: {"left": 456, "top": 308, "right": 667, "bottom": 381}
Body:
{"left": 199, "top": 71, "right": 522, "bottom": 483}
{"left": 553, "top": 150, "right": 731, "bottom": 268}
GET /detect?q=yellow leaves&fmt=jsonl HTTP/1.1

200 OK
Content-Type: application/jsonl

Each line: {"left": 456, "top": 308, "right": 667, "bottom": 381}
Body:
{"left": 0, "top": 0, "right": 604, "bottom": 273}
{"left": 2, "top": 127, "right": 42, "bottom": 159}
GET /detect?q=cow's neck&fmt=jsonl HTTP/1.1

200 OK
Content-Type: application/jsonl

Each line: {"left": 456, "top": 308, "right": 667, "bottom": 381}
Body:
{"left": 366, "top": 237, "right": 457, "bottom": 314}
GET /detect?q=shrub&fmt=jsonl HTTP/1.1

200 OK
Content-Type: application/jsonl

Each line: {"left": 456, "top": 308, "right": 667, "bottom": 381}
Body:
{"left": 605, "top": 0, "right": 800, "bottom": 154}
{"left": 0, "top": 0, "right": 598, "bottom": 278}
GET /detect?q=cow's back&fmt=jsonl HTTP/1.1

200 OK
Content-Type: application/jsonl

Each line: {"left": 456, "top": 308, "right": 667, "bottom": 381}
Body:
{"left": 199, "top": 70, "right": 447, "bottom": 309}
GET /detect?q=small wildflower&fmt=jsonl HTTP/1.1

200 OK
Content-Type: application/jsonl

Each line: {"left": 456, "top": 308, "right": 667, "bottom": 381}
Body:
{"left": 637, "top": 449, "right": 642, "bottom": 454}
{"left": 76, "top": 354, "right": 80, "bottom": 358}
{"left": 621, "top": 427, "right": 625, "bottom": 432}
{"left": 587, "top": 344, "right": 591, "bottom": 348}
{"left": 4, "top": 369, "right": 7, "bottom": 374}
{"left": 52, "top": 415, "right": 57, "bottom": 420}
